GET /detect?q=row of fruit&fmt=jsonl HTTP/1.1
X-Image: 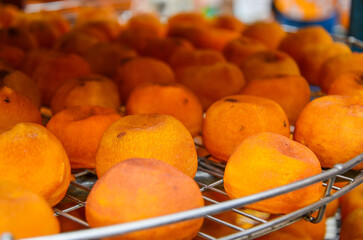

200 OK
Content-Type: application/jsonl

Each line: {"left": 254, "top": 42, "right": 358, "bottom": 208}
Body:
{"left": 0, "top": 4, "right": 362, "bottom": 240}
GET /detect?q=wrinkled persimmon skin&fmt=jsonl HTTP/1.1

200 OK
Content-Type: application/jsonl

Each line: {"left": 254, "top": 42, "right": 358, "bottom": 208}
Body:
{"left": 87, "top": 158, "right": 204, "bottom": 240}
{"left": 224, "top": 132, "right": 323, "bottom": 214}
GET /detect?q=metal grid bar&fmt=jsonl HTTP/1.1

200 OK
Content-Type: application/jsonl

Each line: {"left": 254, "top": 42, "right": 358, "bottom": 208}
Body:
{"left": 11, "top": 152, "right": 363, "bottom": 240}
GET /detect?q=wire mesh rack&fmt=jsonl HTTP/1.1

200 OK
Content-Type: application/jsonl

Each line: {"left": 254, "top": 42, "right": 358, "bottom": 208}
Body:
{"left": 1, "top": 149, "right": 361, "bottom": 240}
{"left": 1, "top": 35, "right": 363, "bottom": 240}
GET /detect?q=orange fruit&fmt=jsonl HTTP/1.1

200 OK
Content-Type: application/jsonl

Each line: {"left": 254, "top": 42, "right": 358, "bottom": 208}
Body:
{"left": 0, "top": 26, "right": 38, "bottom": 51}
{"left": 168, "top": 12, "right": 208, "bottom": 28}
{"left": 278, "top": 26, "right": 333, "bottom": 62}
{"left": 319, "top": 53, "right": 363, "bottom": 93}
{"left": 241, "top": 49, "right": 300, "bottom": 82}
{"left": 224, "top": 132, "right": 322, "bottom": 214}
{"left": 223, "top": 36, "right": 268, "bottom": 68}
{"left": 340, "top": 209, "right": 363, "bottom": 240}
{"left": 169, "top": 48, "right": 225, "bottom": 75}
{"left": 298, "top": 42, "right": 351, "bottom": 86}
{"left": 50, "top": 74, "right": 120, "bottom": 115}
{"left": 210, "top": 14, "right": 245, "bottom": 32}
{"left": 0, "top": 44, "right": 24, "bottom": 68}
{"left": 340, "top": 182, "right": 363, "bottom": 221}
{"left": 0, "top": 180, "right": 60, "bottom": 238}
{"left": 87, "top": 158, "right": 204, "bottom": 240}
{"left": 21, "top": 48, "right": 58, "bottom": 76}
{"left": 0, "top": 86, "right": 41, "bottom": 130}
{"left": 243, "top": 21, "right": 286, "bottom": 49}
{"left": 240, "top": 75, "right": 310, "bottom": 125}
{"left": 328, "top": 71, "right": 363, "bottom": 97}
{"left": 46, "top": 105, "right": 121, "bottom": 169}
{"left": 126, "top": 82, "right": 203, "bottom": 137}
{"left": 143, "top": 37, "right": 194, "bottom": 63}
{"left": 0, "top": 68, "right": 41, "bottom": 108}
{"left": 293, "top": 95, "right": 363, "bottom": 170}
{"left": 177, "top": 62, "right": 246, "bottom": 110}
{"left": 202, "top": 95, "right": 290, "bottom": 162}
{"left": 114, "top": 57, "right": 176, "bottom": 103}
{"left": 0, "top": 122, "right": 71, "bottom": 206}
{"left": 96, "top": 113, "right": 198, "bottom": 178}
{"left": 83, "top": 42, "right": 138, "bottom": 78}
{"left": 32, "top": 53, "right": 91, "bottom": 106}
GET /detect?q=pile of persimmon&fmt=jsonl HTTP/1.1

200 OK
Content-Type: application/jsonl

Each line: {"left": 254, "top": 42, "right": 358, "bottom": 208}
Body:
{"left": 1, "top": 3, "right": 363, "bottom": 240}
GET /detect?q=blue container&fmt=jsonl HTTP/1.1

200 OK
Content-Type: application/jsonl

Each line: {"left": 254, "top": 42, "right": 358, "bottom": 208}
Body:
{"left": 273, "top": 6, "right": 338, "bottom": 33}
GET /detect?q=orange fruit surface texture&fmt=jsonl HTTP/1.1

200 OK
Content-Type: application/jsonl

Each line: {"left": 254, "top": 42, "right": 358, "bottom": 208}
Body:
{"left": 177, "top": 62, "right": 246, "bottom": 110}
{"left": 340, "top": 208, "right": 363, "bottom": 240}
{"left": 241, "top": 49, "right": 300, "bottom": 82}
{"left": 340, "top": 182, "right": 363, "bottom": 221}
{"left": 293, "top": 95, "right": 363, "bottom": 170}
{"left": 50, "top": 74, "right": 120, "bottom": 114}
{"left": 0, "top": 180, "right": 60, "bottom": 238}
{"left": 46, "top": 106, "right": 121, "bottom": 169}
{"left": 328, "top": 71, "right": 363, "bottom": 97}
{"left": 278, "top": 25, "right": 333, "bottom": 62}
{"left": 298, "top": 42, "right": 351, "bottom": 86}
{"left": 209, "top": 15, "right": 245, "bottom": 32}
{"left": 86, "top": 158, "right": 204, "bottom": 240}
{"left": 82, "top": 42, "right": 138, "bottom": 78}
{"left": 0, "top": 44, "right": 24, "bottom": 68}
{"left": 202, "top": 95, "right": 290, "bottom": 162}
{"left": 126, "top": 82, "right": 203, "bottom": 137}
{"left": 96, "top": 113, "right": 198, "bottom": 178}
{"left": 114, "top": 57, "right": 176, "bottom": 104}
{"left": 0, "top": 86, "right": 41, "bottom": 130}
{"left": 242, "top": 21, "right": 286, "bottom": 49}
{"left": 223, "top": 36, "right": 268, "bottom": 68}
{"left": 224, "top": 132, "right": 323, "bottom": 214}
{"left": 32, "top": 53, "right": 91, "bottom": 106}
{"left": 318, "top": 53, "right": 363, "bottom": 93}
{"left": 240, "top": 75, "right": 310, "bottom": 125}
{"left": 0, "top": 68, "right": 41, "bottom": 108}
{"left": 0, "top": 123, "right": 71, "bottom": 206}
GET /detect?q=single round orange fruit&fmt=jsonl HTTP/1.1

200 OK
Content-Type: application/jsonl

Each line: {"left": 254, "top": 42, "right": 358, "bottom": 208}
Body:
{"left": 318, "top": 53, "right": 363, "bottom": 93}
{"left": 95, "top": 113, "right": 198, "bottom": 178}
{"left": 202, "top": 95, "right": 290, "bottom": 162}
{"left": 50, "top": 74, "right": 120, "bottom": 115}
{"left": 328, "top": 71, "right": 363, "bottom": 97}
{"left": 241, "top": 49, "right": 300, "bottom": 82}
{"left": 46, "top": 105, "right": 121, "bottom": 169}
{"left": 243, "top": 21, "right": 286, "bottom": 49}
{"left": 224, "top": 132, "right": 322, "bottom": 214}
{"left": 240, "top": 75, "right": 310, "bottom": 125}
{"left": 0, "top": 122, "right": 71, "bottom": 206}
{"left": 114, "top": 57, "right": 176, "bottom": 103}
{"left": 0, "top": 180, "right": 60, "bottom": 239}
{"left": 86, "top": 158, "right": 204, "bottom": 240}
{"left": 177, "top": 62, "right": 246, "bottom": 110}
{"left": 0, "top": 86, "right": 41, "bottom": 130}
{"left": 223, "top": 36, "right": 268, "bottom": 68}
{"left": 32, "top": 53, "right": 91, "bottom": 106}
{"left": 0, "top": 68, "right": 41, "bottom": 108}
{"left": 340, "top": 209, "right": 363, "bottom": 240}
{"left": 293, "top": 95, "right": 363, "bottom": 170}
{"left": 278, "top": 26, "right": 333, "bottom": 62}
{"left": 210, "top": 14, "right": 245, "bottom": 32}
{"left": 126, "top": 82, "right": 203, "bottom": 137}
{"left": 298, "top": 42, "right": 351, "bottom": 86}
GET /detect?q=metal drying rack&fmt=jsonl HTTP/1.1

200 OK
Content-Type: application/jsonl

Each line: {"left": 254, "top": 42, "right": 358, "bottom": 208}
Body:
{"left": 2, "top": 34, "right": 363, "bottom": 240}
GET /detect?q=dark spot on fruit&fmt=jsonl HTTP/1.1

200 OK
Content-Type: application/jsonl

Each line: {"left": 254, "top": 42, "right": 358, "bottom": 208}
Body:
{"left": 4, "top": 97, "right": 10, "bottom": 103}
{"left": 120, "top": 57, "right": 133, "bottom": 65}
{"left": 0, "top": 70, "right": 10, "bottom": 81}
{"left": 357, "top": 74, "right": 363, "bottom": 85}
{"left": 117, "top": 132, "right": 126, "bottom": 138}
{"left": 79, "top": 82, "right": 85, "bottom": 87}
{"left": 240, "top": 126, "right": 245, "bottom": 131}
{"left": 283, "top": 121, "right": 287, "bottom": 127}
{"left": 264, "top": 53, "right": 278, "bottom": 62}
{"left": 225, "top": 98, "right": 237, "bottom": 103}
{"left": 183, "top": 98, "right": 188, "bottom": 105}
{"left": 8, "top": 27, "right": 19, "bottom": 36}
